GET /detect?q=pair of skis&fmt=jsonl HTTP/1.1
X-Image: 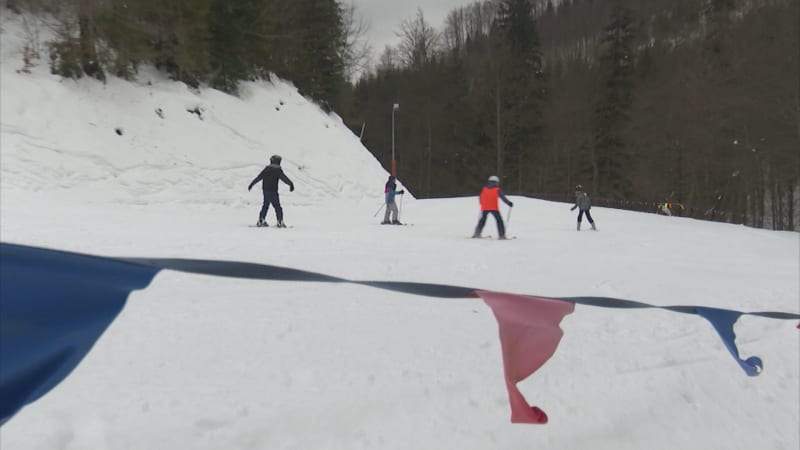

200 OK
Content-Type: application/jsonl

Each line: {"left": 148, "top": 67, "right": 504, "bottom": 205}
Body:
{"left": 248, "top": 224, "right": 293, "bottom": 229}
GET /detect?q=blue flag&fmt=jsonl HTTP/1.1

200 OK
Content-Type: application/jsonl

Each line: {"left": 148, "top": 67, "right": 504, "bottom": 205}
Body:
{"left": 0, "top": 243, "right": 159, "bottom": 425}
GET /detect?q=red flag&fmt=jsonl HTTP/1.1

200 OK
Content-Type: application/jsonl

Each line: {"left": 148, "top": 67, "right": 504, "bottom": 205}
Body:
{"left": 474, "top": 290, "right": 575, "bottom": 424}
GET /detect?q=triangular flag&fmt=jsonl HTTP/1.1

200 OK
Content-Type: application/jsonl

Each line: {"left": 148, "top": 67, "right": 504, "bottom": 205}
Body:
{"left": 474, "top": 290, "right": 575, "bottom": 424}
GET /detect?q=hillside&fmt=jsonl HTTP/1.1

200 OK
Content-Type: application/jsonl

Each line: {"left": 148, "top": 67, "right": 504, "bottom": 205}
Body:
{"left": 0, "top": 11, "right": 392, "bottom": 208}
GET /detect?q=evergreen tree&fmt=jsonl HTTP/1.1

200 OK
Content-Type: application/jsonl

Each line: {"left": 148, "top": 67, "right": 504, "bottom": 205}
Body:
{"left": 118, "top": 0, "right": 212, "bottom": 87}
{"left": 293, "top": 0, "right": 346, "bottom": 110}
{"left": 159, "top": 0, "right": 211, "bottom": 88}
{"left": 207, "top": 0, "right": 271, "bottom": 93}
{"left": 76, "top": 0, "right": 104, "bottom": 81}
{"left": 592, "top": 3, "right": 636, "bottom": 198}
{"left": 493, "top": 0, "right": 545, "bottom": 190}
{"left": 96, "top": 0, "right": 160, "bottom": 79}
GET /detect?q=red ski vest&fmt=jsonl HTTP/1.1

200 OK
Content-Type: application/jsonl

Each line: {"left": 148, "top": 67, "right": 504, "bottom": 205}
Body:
{"left": 480, "top": 186, "right": 500, "bottom": 211}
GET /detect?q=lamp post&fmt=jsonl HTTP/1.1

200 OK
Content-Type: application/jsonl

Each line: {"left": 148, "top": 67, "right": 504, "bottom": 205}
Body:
{"left": 391, "top": 103, "right": 399, "bottom": 176}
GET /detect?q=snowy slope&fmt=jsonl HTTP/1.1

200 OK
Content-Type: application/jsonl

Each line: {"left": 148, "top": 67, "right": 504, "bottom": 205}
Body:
{"left": 0, "top": 13, "right": 390, "bottom": 208}
{"left": 1, "top": 10, "right": 798, "bottom": 450}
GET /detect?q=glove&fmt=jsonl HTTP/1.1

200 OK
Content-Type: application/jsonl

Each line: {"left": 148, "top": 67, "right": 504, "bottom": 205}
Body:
{"left": 570, "top": 206, "right": 576, "bottom": 211}
{"left": 248, "top": 184, "right": 253, "bottom": 191}
{"left": 290, "top": 185, "right": 295, "bottom": 192}
{"left": 509, "top": 202, "right": 514, "bottom": 207}
{"left": 398, "top": 190, "right": 404, "bottom": 195}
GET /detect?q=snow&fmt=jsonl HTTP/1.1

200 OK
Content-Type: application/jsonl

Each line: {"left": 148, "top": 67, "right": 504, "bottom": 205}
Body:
{"left": 1, "top": 10, "right": 798, "bottom": 450}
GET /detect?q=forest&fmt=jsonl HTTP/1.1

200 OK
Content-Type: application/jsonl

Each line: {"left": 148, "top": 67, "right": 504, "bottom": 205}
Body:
{"left": 6, "top": 0, "right": 799, "bottom": 229}
{"left": 350, "top": 0, "right": 799, "bottom": 230}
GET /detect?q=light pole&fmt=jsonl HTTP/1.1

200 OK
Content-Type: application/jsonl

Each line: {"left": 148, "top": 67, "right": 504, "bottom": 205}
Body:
{"left": 391, "top": 103, "right": 399, "bottom": 176}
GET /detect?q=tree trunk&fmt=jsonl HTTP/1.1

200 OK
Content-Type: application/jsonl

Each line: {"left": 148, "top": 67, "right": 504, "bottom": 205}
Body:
{"left": 426, "top": 113, "right": 432, "bottom": 196}
{"left": 787, "top": 182, "right": 796, "bottom": 231}
{"left": 496, "top": 83, "right": 503, "bottom": 178}
{"left": 773, "top": 180, "right": 782, "bottom": 231}
{"left": 564, "top": 141, "right": 571, "bottom": 193}
{"left": 590, "top": 141, "right": 598, "bottom": 195}
{"left": 78, "top": 0, "right": 103, "bottom": 80}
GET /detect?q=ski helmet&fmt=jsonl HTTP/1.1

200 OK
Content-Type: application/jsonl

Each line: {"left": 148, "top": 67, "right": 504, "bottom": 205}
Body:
{"left": 270, "top": 154, "right": 282, "bottom": 165}
{"left": 488, "top": 175, "right": 500, "bottom": 184}
{"left": 575, "top": 184, "right": 583, "bottom": 191}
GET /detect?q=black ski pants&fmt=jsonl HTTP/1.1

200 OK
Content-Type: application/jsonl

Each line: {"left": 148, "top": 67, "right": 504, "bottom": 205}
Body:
{"left": 259, "top": 191, "right": 284, "bottom": 222}
{"left": 476, "top": 210, "right": 505, "bottom": 236}
{"left": 577, "top": 208, "right": 594, "bottom": 224}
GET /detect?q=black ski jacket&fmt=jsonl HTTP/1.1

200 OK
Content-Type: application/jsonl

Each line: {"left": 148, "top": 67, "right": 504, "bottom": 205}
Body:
{"left": 249, "top": 164, "right": 294, "bottom": 192}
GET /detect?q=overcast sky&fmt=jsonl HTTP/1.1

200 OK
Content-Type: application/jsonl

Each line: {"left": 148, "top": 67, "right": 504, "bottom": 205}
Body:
{"left": 349, "top": 0, "right": 477, "bottom": 64}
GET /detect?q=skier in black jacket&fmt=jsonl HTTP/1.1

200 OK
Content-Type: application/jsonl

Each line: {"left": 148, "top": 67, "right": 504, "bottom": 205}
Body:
{"left": 248, "top": 154, "right": 294, "bottom": 227}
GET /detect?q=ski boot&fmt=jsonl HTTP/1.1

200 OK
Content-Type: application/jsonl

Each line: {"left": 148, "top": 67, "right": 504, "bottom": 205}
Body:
{"left": 277, "top": 221, "right": 287, "bottom": 228}
{"left": 257, "top": 219, "right": 268, "bottom": 227}
{"left": 591, "top": 222, "right": 596, "bottom": 231}
{"left": 577, "top": 222, "right": 581, "bottom": 231}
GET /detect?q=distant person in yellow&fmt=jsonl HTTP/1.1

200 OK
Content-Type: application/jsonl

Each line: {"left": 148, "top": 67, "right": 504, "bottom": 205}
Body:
{"left": 658, "top": 201, "right": 684, "bottom": 216}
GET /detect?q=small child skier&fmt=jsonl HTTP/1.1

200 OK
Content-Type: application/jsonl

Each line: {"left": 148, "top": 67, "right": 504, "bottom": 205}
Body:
{"left": 382, "top": 175, "right": 404, "bottom": 224}
{"left": 248, "top": 154, "right": 294, "bottom": 227}
{"left": 570, "top": 184, "right": 596, "bottom": 231}
{"left": 473, "top": 175, "right": 513, "bottom": 239}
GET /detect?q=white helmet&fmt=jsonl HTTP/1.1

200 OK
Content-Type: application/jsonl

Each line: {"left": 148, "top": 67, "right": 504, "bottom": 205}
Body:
{"left": 488, "top": 175, "right": 500, "bottom": 183}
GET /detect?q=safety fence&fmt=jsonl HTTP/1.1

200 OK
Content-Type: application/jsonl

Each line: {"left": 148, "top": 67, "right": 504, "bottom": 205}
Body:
{"left": 518, "top": 192, "right": 747, "bottom": 223}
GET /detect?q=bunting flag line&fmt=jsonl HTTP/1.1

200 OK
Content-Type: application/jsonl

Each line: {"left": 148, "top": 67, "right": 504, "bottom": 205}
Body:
{"left": 1, "top": 242, "right": 798, "bottom": 426}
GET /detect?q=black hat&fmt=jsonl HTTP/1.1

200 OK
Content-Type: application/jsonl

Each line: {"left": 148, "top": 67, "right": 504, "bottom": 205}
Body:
{"left": 270, "top": 155, "right": 282, "bottom": 165}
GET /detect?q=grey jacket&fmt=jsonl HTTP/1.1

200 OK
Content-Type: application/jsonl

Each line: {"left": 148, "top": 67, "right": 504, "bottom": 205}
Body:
{"left": 572, "top": 192, "right": 591, "bottom": 211}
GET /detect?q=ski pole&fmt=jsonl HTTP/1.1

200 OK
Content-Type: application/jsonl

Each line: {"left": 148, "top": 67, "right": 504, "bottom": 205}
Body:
{"left": 398, "top": 192, "right": 404, "bottom": 222}
{"left": 373, "top": 203, "right": 385, "bottom": 217}
{"left": 506, "top": 206, "right": 513, "bottom": 231}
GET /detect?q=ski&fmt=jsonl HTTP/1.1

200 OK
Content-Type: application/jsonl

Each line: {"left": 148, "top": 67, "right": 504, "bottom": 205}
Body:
{"left": 248, "top": 224, "right": 294, "bottom": 229}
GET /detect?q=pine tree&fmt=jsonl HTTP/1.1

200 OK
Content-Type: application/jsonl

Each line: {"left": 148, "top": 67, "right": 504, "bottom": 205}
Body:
{"left": 592, "top": 3, "right": 636, "bottom": 198}
{"left": 207, "top": 0, "right": 272, "bottom": 93}
{"left": 493, "top": 0, "right": 545, "bottom": 191}
{"left": 108, "top": 0, "right": 208, "bottom": 88}
{"left": 164, "top": 0, "right": 211, "bottom": 88}
{"left": 96, "top": 0, "right": 160, "bottom": 79}
{"left": 76, "top": 0, "right": 104, "bottom": 81}
{"left": 293, "top": 0, "right": 346, "bottom": 110}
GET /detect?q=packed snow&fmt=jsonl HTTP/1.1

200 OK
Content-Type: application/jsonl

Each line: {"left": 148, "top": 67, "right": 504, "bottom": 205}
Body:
{"left": 1, "top": 10, "right": 798, "bottom": 450}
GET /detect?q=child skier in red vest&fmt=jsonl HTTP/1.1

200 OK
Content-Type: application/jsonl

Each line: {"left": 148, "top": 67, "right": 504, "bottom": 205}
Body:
{"left": 473, "top": 175, "right": 514, "bottom": 239}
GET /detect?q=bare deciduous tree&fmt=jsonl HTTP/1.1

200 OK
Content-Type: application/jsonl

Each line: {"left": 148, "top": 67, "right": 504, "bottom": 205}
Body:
{"left": 397, "top": 8, "right": 440, "bottom": 71}
{"left": 338, "top": 1, "right": 371, "bottom": 81}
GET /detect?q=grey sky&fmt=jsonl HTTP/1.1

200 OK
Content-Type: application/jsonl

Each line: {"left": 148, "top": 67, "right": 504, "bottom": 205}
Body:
{"left": 349, "top": 0, "right": 478, "bottom": 64}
